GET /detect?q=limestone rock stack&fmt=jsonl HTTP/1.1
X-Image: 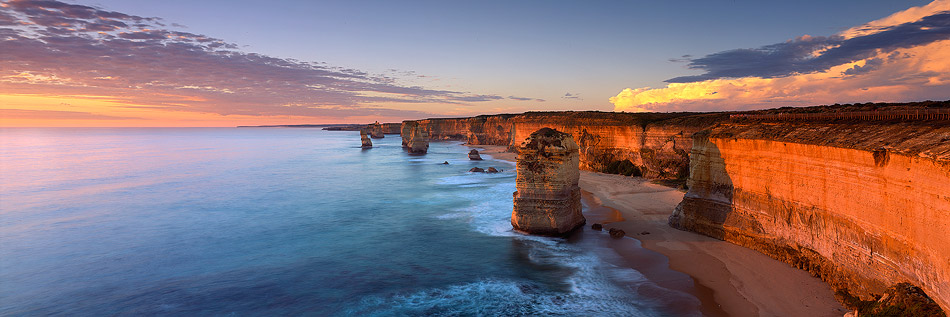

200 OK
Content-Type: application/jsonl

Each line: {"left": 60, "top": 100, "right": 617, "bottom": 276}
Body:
{"left": 406, "top": 124, "right": 429, "bottom": 154}
{"left": 400, "top": 121, "right": 418, "bottom": 147}
{"left": 369, "top": 121, "right": 384, "bottom": 139}
{"left": 468, "top": 149, "right": 482, "bottom": 160}
{"left": 360, "top": 129, "right": 372, "bottom": 148}
{"left": 511, "top": 128, "right": 585, "bottom": 236}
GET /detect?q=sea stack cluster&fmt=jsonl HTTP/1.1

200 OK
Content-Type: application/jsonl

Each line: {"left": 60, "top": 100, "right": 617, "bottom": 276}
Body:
{"left": 360, "top": 129, "right": 372, "bottom": 148}
{"left": 369, "top": 121, "right": 384, "bottom": 139}
{"left": 511, "top": 128, "right": 585, "bottom": 236}
{"left": 406, "top": 123, "right": 429, "bottom": 154}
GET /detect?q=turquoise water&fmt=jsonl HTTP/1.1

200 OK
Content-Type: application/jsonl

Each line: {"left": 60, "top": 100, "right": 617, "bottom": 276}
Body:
{"left": 0, "top": 128, "right": 690, "bottom": 315}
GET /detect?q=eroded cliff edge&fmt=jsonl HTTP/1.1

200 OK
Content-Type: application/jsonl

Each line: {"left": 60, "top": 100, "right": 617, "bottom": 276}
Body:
{"left": 669, "top": 120, "right": 950, "bottom": 313}
{"left": 401, "top": 111, "right": 729, "bottom": 179}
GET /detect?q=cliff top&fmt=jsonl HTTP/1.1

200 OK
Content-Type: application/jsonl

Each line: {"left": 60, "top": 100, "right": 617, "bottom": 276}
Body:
{"left": 738, "top": 100, "right": 950, "bottom": 115}
{"left": 414, "top": 110, "right": 730, "bottom": 127}
{"left": 406, "top": 100, "right": 949, "bottom": 128}
{"left": 704, "top": 121, "right": 950, "bottom": 163}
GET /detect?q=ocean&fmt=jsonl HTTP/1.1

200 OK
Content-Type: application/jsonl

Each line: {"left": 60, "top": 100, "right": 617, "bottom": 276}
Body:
{"left": 0, "top": 128, "right": 695, "bottom": 316}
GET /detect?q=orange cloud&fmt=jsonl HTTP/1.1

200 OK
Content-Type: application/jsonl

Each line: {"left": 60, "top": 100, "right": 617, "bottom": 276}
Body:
{"left": 841, "top": 0, "right": 950, "bottom": 39}
{"left": 612, "top": 1, "right": 950, "bottom": 112}
{"left": 1, "top": 0, "right": 534, "bottom": 127}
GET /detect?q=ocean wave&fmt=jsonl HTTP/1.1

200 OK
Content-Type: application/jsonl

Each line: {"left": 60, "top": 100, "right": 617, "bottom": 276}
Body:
{"left": 347, "top": 278, "right": 652, "bottom": 316}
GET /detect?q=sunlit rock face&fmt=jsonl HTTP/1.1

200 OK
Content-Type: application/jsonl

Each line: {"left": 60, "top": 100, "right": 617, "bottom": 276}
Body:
{"left": 669, "top": 121, "right": 950, "bottom": 313}
{"left": 511, "top": 128, "right": 585, "bottom": 236}
{"left": 400, "top": 121, "right": 417, "bottom": 147}
{"left": 369, "top": 121, "right": 384, "bottom": 139}
{"left": 406, "top": 124, "right": 429, "bottom": 154}
{"left": 402, "top": 112, "right": 726, "bottom": 179}
{"left": 360, "top": 129, "right": 372, "bottom": 148}
{"left": 381, "top": 123, "right": 401, "bottom": 134}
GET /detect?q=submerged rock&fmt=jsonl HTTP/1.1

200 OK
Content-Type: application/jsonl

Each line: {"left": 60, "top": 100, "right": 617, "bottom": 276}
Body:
{"left": 591, "top": 223, "right": 603, "bottom": 231}
{"left": 360, "top": 129, "right": 372, "bottom": 148}
{"left": 442, "top": 161, "right": 449, "bottom": 165}
{"left": 511, "top": 128, "right": 585, "bottom": 236}
{"left": 608, "top": 228, "right": 625, "bottom": 239}
{"left": 486, "top": 167, "right": 498, "bottom": 173}
{"left": 369, "top": 121, "right": 384, "bottom": 139}
{"left": 469, "top": 167, "right": 485, "bottom": 173}
{"left": 469, "top": 149, "right": 483, "bottom": 160}
{"left": 406, "top": 124, "right": 429, "bottom": 154}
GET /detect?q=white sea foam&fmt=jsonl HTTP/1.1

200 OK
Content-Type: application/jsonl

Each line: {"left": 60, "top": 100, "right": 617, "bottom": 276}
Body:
{"left": 348, "top": 278, "right": 653, "bottom": 316}
{"left": 423, "top": 153, "right": 699, "bottom": 316}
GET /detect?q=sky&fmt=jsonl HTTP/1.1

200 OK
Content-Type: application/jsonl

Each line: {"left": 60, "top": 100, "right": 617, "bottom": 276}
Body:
{"left": 1, "top": 0, "right": 948, "bottom": 127}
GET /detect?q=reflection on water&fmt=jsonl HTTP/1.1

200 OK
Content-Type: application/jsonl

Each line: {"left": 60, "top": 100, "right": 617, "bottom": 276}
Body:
{"left": 0, "top": 128, "right": 691, "bottom": 315}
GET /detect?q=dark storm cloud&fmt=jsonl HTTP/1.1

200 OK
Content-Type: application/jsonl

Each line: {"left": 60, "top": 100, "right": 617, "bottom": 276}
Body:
{"left": 667, "top": 11, "right": 950, "bottom": 83}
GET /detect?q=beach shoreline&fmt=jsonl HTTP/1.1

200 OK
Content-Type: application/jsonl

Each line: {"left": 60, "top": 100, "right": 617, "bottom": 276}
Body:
{"left": 474, "top": 144, "right": 848, "bottom": 316}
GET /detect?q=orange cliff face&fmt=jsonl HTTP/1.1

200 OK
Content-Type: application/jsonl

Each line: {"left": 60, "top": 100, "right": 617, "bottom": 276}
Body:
{"left": 669, "top": 120, "right": 950, "bottom": 313}
{"left": 400, "top": 112, "right": 729, "bottom": 179}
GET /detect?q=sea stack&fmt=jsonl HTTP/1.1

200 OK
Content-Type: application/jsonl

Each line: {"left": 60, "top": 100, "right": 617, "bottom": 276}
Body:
{"left": 511, "top": 128, "right": 585, "bottom": 236}
{"left": 468, "top": 149, "right": 482, "bottom": 160}
{"left": 360, "top": 129, "right": 372, "bottom": 148}
{"left": 370, "top": 121, "right": 384, "bottom": 139}
{"left": 400, "top": 121, "right": 417, "bottom": 147}
{"left": 407, "top": 124, "right": 429, "bottom": 154}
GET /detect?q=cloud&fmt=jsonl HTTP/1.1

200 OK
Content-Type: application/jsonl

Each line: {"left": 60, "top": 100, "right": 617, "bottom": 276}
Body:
{"left": 0, "top": 108, "right": 140, "bottom": 120}
{"left": 666, "top": 11, "right": 950, "bottom": 83}
{"left": 0, "top": 0, "right": 506, "bottom": 121}
{"left": 562, "top": 92, "right": 580, "bottom": 100}
{"left": 612, "top": 0, "right": 950, "bottom": 112}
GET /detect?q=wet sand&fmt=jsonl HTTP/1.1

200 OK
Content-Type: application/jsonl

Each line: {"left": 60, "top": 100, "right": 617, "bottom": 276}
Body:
{"left": 475, "top": 144, "right": 848, "bottom": 316}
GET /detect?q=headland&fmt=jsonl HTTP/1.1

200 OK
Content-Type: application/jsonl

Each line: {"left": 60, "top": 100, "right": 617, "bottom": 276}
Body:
{"left": 399, "top": 100, "right": 950, "bottom": 315}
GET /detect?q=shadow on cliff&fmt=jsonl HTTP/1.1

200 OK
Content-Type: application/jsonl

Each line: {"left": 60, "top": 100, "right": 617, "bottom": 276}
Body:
{"left": 668, "top": 131, "right": 742, "bottom": 241}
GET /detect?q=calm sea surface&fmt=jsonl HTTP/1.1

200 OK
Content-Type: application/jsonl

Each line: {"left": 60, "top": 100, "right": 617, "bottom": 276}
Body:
{"left": 0, "top": 128, "right": 687, "bottom": 315}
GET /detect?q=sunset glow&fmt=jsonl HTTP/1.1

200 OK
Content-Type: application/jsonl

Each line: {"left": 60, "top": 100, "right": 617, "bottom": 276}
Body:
{"left": 1, "top": 0, "right": 947, "bottom": 126}
{"left": 611, "top": 0, "right": 950, "bottom": 112}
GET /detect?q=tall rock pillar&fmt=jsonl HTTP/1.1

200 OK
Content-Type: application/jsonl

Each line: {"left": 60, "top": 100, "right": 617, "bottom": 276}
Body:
{"left": 360, "top": 129, "right": 373, "bottom": 148}
{"left": 407, "top": 124, "right": 429, "bottom": 154}
{"left": 511, "top": 128, "right": 585, "bottom": 235}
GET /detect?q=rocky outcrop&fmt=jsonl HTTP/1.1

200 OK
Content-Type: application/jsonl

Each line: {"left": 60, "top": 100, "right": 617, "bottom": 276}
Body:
{"left": 402, "top": 112, "right": 728, "bottom": 179}
{"left": 400, "top": 121, "right": 418, "bottom": 147}
{"left": 369, "top": 121, "right": 384, "bottom": 139}
{"left": 608, "top": 228, "right": 625, "bottom": 239}
{"left": 511, "top": 128, "right": 586, "bottom": 236}
{"left": 469, "top": 167, "right": 485, "bottom": 173}
{"left": 406, "top": 123, "right": 429, "bottom": 154}
{"left": 669, "top": 120, "right": 950, "bottom": 313}
{"left": 360, "top": 129, "right": 372, "bottom": 148}
{"left": 468, "top": 149, "right": 482, "bottom": 160}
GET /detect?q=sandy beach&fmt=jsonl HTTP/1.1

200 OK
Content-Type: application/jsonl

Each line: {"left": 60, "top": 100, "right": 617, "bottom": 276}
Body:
{"left": 476, "top": 145, "right": 848, "bottom": 316}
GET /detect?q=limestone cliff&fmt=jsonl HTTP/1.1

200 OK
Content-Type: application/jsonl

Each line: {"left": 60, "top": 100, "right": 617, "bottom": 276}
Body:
{"left": 381, "top": 123, "right": 401, "bottom": 134}
{"left": 402, "top": 112, "right": 728, "bottom": 179}
{"left": 669, "top": 120, "right": 950, "bottom": 313}
{"left": 511, "top": 128, "right": 586, "bottom": 235}
{"left": 369, "top": 121, "right": 384, "bottom": 138}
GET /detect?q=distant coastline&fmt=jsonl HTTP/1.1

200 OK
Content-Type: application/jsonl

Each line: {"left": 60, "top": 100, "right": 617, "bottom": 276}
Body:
{"left": 236, "top": 124, "right": 364, "bottom": 130}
